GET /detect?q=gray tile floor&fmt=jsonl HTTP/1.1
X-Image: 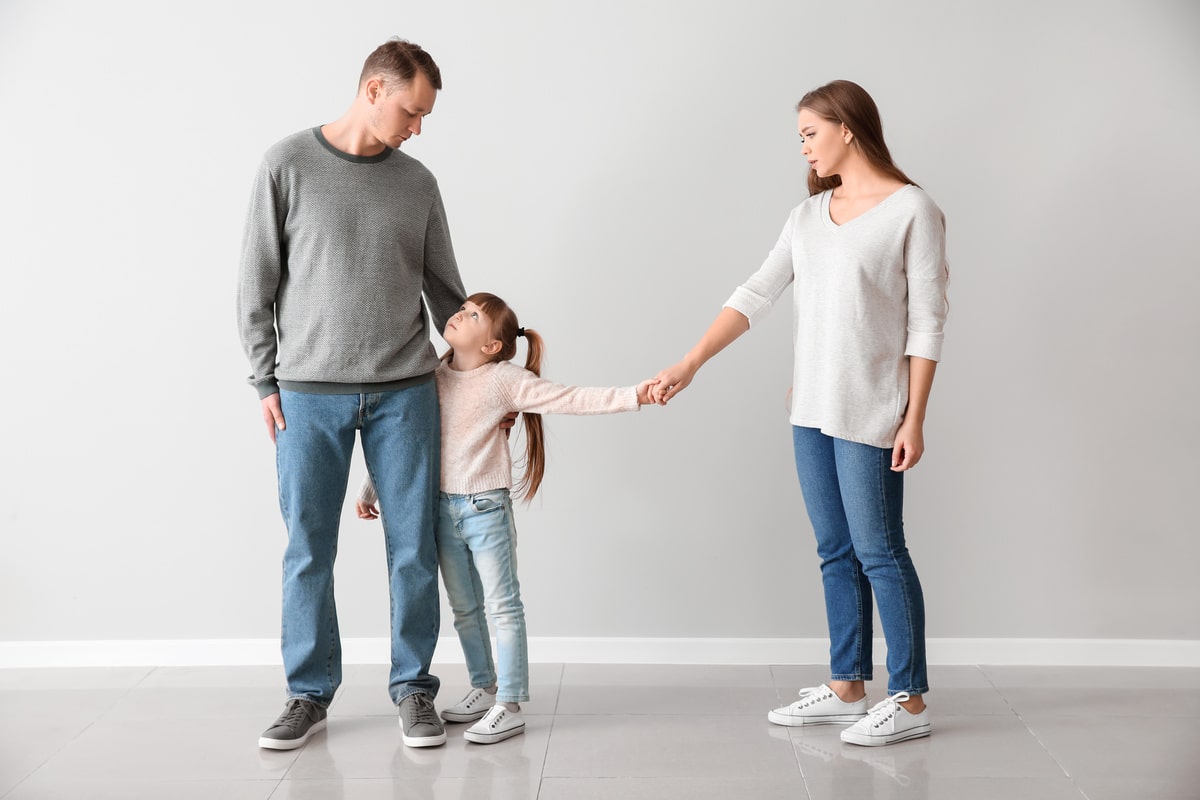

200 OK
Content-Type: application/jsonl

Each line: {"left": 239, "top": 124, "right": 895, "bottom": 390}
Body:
{"left": 2, "top": 663, "right": 1198, "bottom": 799}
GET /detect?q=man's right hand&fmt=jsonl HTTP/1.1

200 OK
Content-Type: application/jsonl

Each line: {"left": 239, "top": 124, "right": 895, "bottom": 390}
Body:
{"left": 262, "top": 393, "right": 286, "bottom": 442}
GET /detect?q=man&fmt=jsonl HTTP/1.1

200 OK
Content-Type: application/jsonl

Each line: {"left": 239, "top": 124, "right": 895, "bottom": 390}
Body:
{"left": 238, "top": 38, "right": 464, "bottom": 750}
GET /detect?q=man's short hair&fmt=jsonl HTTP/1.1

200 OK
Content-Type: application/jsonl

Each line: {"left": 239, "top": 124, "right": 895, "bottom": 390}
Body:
{"left": 359, "top": 38, "right": 442, "bottom": 92}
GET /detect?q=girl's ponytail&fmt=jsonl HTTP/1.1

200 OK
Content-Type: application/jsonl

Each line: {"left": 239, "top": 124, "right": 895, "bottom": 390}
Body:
{"left": 514, "top": 328, "right": 546, "bottom": 501}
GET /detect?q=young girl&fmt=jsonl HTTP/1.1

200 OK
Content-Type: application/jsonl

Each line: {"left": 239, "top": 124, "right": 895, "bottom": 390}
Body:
{"left": 652, "top": 80, "right": 949, "bottom": 746}
{"left": 358, "top": 291, "right": 651, "bottom": 744}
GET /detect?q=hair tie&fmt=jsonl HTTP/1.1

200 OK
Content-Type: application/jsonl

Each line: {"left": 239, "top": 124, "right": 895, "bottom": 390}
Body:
{"left": 517, "top": 327, "right": 526, "bottom": 338}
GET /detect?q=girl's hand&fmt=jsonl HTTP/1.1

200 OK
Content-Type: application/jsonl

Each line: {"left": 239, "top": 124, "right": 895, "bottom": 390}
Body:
{"left": 356, "top": 500, "right": 380, "bottom": 520}
{"left": 891, "top": 418, "right": 925, "bottom": 472}
{"left": 636, "top": 379, "right": 659, "bottom": 406}
{"left": 649, "top": 360, "right": 698, "bottom": 405}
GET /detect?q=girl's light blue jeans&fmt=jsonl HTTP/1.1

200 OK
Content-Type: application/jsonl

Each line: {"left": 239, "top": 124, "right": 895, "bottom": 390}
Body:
{"left": 792, "top": 426, "right": 929, "bottom": 696}
{"left": 436, "top": 488, "right": 529, "bottom": 704}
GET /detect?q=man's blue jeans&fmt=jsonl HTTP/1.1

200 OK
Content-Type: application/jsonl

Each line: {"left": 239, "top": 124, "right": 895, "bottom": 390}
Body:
{"left": 792, "top": 426, "right": 929, "bottom": 696}
{"left": 436, "top": 489, "right": 529, "bottom": 704}
{"left": 275, "top": 384, "right": 441, "bottom": 707}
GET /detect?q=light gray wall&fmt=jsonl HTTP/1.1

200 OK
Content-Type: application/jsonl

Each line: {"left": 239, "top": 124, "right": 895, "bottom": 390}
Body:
{"left": 2, "top": 0, "right": 1197, "bottom": 647}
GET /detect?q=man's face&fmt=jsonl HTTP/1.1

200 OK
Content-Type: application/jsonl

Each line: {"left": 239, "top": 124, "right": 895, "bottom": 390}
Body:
{"left": 368, "top": 72, "right": 437, "bottom": 149}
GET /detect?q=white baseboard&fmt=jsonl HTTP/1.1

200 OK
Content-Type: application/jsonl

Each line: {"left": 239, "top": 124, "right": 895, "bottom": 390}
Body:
{"left": 1, "top": 637, "right": 1197, "bottom": 668}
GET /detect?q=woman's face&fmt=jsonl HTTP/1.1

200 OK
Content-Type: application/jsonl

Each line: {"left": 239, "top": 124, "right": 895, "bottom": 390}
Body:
{"left": 797, "top": 108, "right": 850, "bottom": 179}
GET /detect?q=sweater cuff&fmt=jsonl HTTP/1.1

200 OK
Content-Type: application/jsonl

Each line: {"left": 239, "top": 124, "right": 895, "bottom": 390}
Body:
{"left": 251, "top": 376, "right": 280, "bottom": 399}
{"left": 904, "top": 330, "right": 944, "bottom": 362}
{"left": 723, "top": 290, "right": 765, "bottom": 328}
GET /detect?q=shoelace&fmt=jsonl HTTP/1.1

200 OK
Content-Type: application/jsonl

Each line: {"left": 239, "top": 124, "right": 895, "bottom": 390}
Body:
{"left": 404, "top": 694, "right": 439, "bottom": 726}
{"left": 278, "top": 699, "right": 312, "bottom": 729}
{"left": 863, "top": 692, "right": 910, "bottom": 728}
{"left": 794, "top": 685, "right": 833, "bottom": 708}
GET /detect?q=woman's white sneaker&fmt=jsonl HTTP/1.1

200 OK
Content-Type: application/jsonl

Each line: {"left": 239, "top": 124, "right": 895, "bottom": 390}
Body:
{"left": 768, "top": 684, "right": 868, "bottom": 726}
{"left": 839, "top": 693, "right": 931, "bottom": 746}
{"left": 463, "top": 705, "right": 525, "bottom": 744}
{"left": 440, "top": 687, "right": 494, "bottom": 723}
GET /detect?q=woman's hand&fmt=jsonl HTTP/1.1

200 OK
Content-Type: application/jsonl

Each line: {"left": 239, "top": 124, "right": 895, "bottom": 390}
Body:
{"left": 649, "top": 360, "right": 699, "bottom": 405}
{"left": 891, "top": 418, "right": 925, "bottom": 472}
{"left": 356, "top": 500, "right": 380, "bottom": 520}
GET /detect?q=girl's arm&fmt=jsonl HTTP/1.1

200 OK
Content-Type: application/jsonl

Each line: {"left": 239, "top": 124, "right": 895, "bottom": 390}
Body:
{"left": 497, "top": 364, "right": 645, "bottom": 416}
{"left": 650, "top": 307, "right": 750, "bottom": 404}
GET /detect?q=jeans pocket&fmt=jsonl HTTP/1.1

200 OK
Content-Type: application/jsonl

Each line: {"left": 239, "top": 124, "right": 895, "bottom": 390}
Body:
{"left": 470, "top": 490, "right": 508, "bottom": 514}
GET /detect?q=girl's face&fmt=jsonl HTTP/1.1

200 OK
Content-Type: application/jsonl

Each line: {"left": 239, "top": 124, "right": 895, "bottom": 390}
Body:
{"left": 444, "top": 301, "right": 501, "bottom": 358}
{"left": 797, "top": 108, "right": 852, "bottom": 179}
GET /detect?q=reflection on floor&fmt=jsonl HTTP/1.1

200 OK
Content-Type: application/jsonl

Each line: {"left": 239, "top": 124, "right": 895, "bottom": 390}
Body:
{"left": 2, "top": 663, "right": 1197, "bottom": 799}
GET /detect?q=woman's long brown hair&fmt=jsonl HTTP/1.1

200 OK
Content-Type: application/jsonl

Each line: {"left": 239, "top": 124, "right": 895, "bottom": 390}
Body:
{"left": 797, "top": 80, "right": 917, "bottom": 196}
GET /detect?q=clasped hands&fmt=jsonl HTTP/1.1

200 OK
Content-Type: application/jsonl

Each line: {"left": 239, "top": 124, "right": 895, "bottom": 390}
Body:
{"left": 638, "top": 359, "right": 697, "bottom": 406}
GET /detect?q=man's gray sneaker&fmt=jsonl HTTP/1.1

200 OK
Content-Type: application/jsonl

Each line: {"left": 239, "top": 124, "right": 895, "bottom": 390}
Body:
{"left": 258, "top": 698, "right": 327, "bottom": 750}
{"left": 399, "top": 693, "right": 447, "bottom": 747}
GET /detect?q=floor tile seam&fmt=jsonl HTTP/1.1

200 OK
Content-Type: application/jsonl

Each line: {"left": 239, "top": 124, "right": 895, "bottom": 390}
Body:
{"left": 264, "top": 775, "right": 293, "bottom": 800}
{"left": 535, "top": 703, "right": 560, "bottom": 797}
{"left": 550, "top": 662, "right": 565, "bottom": 715}
{"left": 129, "top": 666, "right": 158, "bottom": 688}
{"left": 551, "top": 711, "right": 774, "bottom": 716}
{"left": 782, "top": 725, "right": 818, "bottom": 798}
{"left": 1009, "top": 708, "right": 1082, "bottom": 786}
{"left": 977, "top": 686, "right": 1085, "bottom": 787}
{"left": 2, "top": 716, "right": 104, "bottom": 799}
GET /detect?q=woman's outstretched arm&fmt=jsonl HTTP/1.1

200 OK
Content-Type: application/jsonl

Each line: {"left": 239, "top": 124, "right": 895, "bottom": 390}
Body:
{"left": 650, "top": 307, "right": 750, "bottom": 405}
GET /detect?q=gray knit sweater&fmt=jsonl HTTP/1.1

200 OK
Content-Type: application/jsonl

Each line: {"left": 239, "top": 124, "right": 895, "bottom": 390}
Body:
{"left": 237, "top": 127, "right": 467, "bottom": 398}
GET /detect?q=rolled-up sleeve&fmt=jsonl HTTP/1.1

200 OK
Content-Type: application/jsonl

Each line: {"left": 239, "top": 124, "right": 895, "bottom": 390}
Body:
{"left": 723, "top": 211, "right": 796, "bottom": 327}
{"left": 903, "top": 201, "right": 949, "bottom": 362}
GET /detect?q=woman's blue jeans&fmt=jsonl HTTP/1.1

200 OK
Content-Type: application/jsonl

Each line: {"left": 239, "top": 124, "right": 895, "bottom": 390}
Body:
{"left": 792, "top": 426, "right": 929, "bottom": 696}
{"left": 275, "top": 384, "right": 442, "bottom": 707}
{"left": 436, "top": 489, "right": 529, "bottom": 704}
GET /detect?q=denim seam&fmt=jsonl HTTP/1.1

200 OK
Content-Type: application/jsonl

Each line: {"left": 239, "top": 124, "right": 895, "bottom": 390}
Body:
{"left": 852, "top": 551, "right": 867, "bottom": 678}
{"left": 326, "top": 581, "right": 337, "bottom": 702}
{"left": 879, "top": 447, "right": 922, "bottom": 696}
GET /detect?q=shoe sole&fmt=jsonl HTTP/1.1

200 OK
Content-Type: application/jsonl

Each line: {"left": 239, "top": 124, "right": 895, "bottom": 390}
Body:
{"left": 258, "top": 719, "right": 326, "bottom": 750}
{"left": 767, "top": 711, "right": 866, "bottom": 727}
{"left": 463, "top": 723, "right": 525, "bottom": 744}
{"left": 441, "top": 708, "right": 491, "bottom": 723}
{"left": 840, "top": 724, "right": 931, "bottom": 746}
{"left": 402, "top": 730, "right": 448, "bottom": 747}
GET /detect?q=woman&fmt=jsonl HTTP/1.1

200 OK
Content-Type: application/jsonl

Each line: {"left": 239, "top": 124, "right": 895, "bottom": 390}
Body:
{"left": 651, "top": 80, "right": 948, "bottom": 747}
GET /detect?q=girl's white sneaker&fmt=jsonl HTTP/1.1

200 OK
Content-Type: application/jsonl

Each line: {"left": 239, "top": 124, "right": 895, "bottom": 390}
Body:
{"left": 464, "top": 705, "right": 526, "bottom": 744}
{"left": 768, "top": 684, "right": 868, "bottom": 726}
{"left": 440, "top": 687, "right": 493, "bottom": 723}
{"left": 839, "top": 693, "right": 931, "bottom": 746}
